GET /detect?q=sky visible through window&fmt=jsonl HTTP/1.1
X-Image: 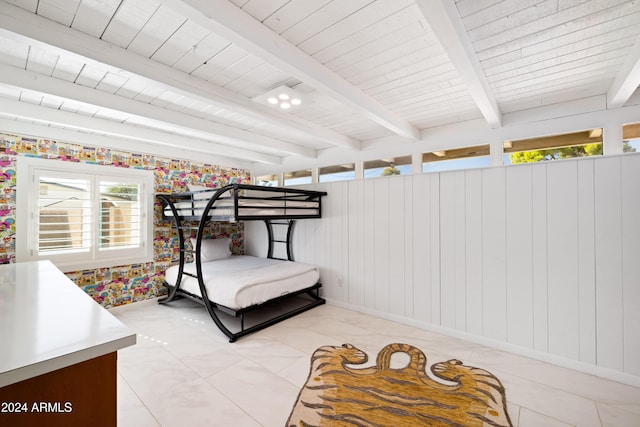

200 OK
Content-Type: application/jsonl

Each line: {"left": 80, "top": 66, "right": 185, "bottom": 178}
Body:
{"left": 424, "top": 156, "right": 490, "bottom": 172}
{"left": 284, "top": 176, "right": 312, "bottom": 186}
{"left": 319, "top": 171, "right": 354, "bottom": 183}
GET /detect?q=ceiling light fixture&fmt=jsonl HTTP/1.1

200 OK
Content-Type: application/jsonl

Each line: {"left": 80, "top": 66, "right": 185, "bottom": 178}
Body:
{"left": 254, "top": 85, "right": 303, "bottom": 110}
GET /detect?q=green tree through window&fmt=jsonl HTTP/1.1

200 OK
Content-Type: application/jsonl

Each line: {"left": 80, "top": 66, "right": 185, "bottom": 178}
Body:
{"left": 510, "top": 142, "right": 636, "bottom": 164}
{"left": 381, "top": 165, "right": 401, "bottom": 176}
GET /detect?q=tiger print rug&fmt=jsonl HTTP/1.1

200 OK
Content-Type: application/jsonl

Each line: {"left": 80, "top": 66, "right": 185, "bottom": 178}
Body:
{"left": 287, "top": 343, "right": 513, "bottom": 427}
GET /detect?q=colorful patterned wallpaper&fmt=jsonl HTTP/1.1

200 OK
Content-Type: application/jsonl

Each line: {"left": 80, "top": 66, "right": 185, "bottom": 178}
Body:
{"left": 0, "top": 133, "right": 250, "bottom": 308}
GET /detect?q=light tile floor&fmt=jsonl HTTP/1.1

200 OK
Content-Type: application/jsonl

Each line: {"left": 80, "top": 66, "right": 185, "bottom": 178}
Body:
{"left": 110, "top": 298, "right": 640, "bottom": 427}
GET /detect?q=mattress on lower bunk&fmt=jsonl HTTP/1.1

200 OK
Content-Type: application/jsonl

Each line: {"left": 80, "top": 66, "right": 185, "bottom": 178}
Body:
{"left": 163, "top": 255, "right": 320, "bottom": 310}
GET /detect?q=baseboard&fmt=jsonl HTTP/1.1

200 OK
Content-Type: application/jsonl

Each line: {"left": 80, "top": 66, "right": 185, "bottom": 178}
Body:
{"left": 324, "top": 298, "right": 640, "bottom": 389}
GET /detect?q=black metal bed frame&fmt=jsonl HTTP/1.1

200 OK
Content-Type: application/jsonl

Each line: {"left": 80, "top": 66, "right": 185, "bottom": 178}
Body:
{"left": 156, "top": 183, "right": 327, "bottom": 342}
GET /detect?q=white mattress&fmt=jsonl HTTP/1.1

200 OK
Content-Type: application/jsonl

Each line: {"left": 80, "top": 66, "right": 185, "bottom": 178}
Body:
{"left": 163, "top": 255, "right": 320, "bottom": 310}
{"left": 163, "top": 198, "right": 320, "bottom": 218}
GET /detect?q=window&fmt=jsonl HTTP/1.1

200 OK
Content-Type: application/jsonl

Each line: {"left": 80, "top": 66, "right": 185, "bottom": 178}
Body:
{"left": 623, "top": 122, "right": 640, "bottom": 153}
{"left": 17, "top": 157, "right": 154, "bottom": 271}
{"left": 503, "top": 129, "right": 602, "bottom": 164}
{"left": 364, "top": 156, "right": 411, "bottom": 178}
{"left": 255, "top": 174, "right": 279, "bottom": 186}
{"left": 284, "top": 169, "right": 312, "bottom": 186}
{"left": 319, "top": 163, "right": 355, "bottom": 182}
{"left": 423, "top": 145, "right": 490, "bottom": 172}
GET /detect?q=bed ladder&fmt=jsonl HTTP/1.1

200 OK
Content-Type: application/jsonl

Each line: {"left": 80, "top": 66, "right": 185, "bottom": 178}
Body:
{"left": 264, "top": 219, "right": 295, "bottom": 261}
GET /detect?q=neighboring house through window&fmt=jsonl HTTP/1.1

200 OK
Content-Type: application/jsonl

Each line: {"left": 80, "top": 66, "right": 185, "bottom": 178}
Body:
{"left": 16, "top": 156, "right": 154, "bottom": 271}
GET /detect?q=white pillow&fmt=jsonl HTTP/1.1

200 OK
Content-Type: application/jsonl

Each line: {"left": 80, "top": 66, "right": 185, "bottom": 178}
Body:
{"left": 190, "top": 237, "right": 231, "bottom": 262}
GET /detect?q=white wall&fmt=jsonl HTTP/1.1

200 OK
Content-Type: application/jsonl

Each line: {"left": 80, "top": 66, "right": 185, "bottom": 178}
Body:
{"left": 246, "top": 153, "right": 640, "bottom": 387}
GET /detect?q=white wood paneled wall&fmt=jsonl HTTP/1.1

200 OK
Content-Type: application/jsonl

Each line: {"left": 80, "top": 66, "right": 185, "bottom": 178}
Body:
{"left": 245, "top": 153, "right": 640, "bottom": 384}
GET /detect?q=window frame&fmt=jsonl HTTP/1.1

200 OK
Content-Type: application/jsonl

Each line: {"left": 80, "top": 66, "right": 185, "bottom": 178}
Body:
{"left": 16, "top": 156, "right": 154, "bottom": 271}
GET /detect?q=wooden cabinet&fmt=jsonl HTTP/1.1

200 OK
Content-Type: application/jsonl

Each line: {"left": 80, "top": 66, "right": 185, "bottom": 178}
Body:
{"left": 0, "top": 261, "right": 135, "bottom": 427}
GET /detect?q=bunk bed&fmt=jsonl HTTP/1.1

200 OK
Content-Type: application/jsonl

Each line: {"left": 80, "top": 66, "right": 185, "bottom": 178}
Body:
{"left": 156, "top": 183, "right": 327, "bottom": 342}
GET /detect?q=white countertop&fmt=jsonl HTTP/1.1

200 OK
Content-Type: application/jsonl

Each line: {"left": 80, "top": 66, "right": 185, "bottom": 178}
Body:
{"left": 0, "top": 260, "right": 136, "bottom": 388}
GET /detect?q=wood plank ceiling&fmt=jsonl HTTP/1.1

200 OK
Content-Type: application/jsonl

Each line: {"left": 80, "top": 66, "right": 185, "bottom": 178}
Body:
{"left": 0, "top": 0, "right": 638, "bottom": 168}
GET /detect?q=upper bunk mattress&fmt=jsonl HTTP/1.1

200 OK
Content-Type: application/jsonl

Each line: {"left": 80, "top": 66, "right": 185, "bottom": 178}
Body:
{"left": 163, "top": 255, "right": 320, "bottom": 310}
{"left": 162, "top": 198, "right": 320, "bottom": 218}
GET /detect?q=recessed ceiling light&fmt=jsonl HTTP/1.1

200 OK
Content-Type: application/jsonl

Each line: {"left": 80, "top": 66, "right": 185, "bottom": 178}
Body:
{"left": 254, "top": 85, "right": 304, "bottom": 110}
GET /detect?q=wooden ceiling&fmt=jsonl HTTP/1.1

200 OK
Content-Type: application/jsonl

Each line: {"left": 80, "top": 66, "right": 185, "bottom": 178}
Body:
{"left": 0, "top": 0, "right": 638, "bottom": 169}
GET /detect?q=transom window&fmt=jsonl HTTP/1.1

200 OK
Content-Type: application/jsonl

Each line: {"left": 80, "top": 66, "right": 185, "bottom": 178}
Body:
{"left": 284, "top": 169, "right": 312, "bottom": 186}
{"left": 364, "top": 156, "right": 411, "bottom": 178}
{"left": 319, "top": 163, "right": 355, "bottom": 182}
{"left": 255, "top": 174, "right": 279, "bottom": 186}
{"left": 423, "top": 145, "right": 490, "bottom": 172}
{"left": 503, "top": 129, "right": 603, "bottom": 164}
{"left": 623, "top": 122, "right": 640, "bottom": 153}
{"left": 17, "top": 157, "right": 154, "bottom": 271}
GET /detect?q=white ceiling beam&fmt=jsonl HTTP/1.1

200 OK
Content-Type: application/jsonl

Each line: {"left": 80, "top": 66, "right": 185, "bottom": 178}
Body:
{"left": 414, "top": 0, "right": 502, "bottom": 128}
{"left": 0, "top": 97, "right": 282, "bottom": 164}
{"left": 159, "top": 0, "right": 420, "bottom": 141}
{"left": 0, "top": 64, "right": 309, "bottom": 161}
{"left": 0, "top": 1, "right": 360, "bottom": 150}
{"left": 0, "top": 117, "right": 253, "bottom": 169}
{"left": 607, "top": 34, "right": 640, "bottom": 108}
